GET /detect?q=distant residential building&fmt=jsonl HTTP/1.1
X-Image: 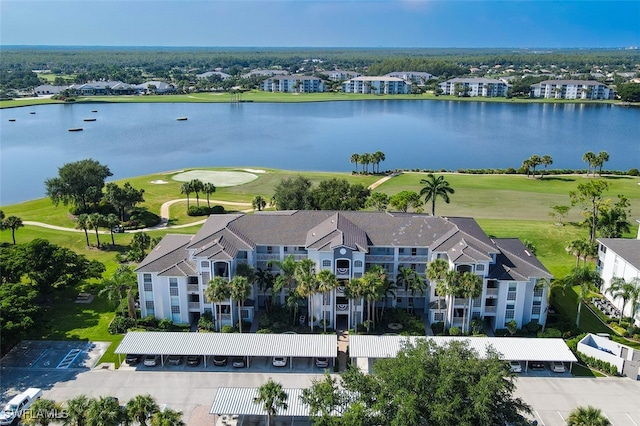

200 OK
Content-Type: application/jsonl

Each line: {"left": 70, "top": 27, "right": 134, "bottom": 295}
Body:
{"left": 135, "top": 81, "right": 176, "bottom": 94}
{"left": 33, "top": 85, "right": 67, "bottom": 96}
{"left": 385, "top": 72, "right": 434, "bottom": 85}
{"left": 530, "top": 80, "right": 614, "bottom": 99}
{"left": 342, "top": 76, "right": 411, "bottom": 94}
{"left": 196, "top": 71, "right": 232, "bottom": 80}
{"left": 241, "top": 69, "right": 289, "bottom": 79}
{"left": 68, "top": 81, "right": 135, "bottom": 96}
{"left": 261, "top": 75, "right": 325, "bottom": 93}
{"left": 323, "top": 69, "right": 361, "bottom": 81}
{"left": 439, "top": 78, "right": 509, "bottom": 97}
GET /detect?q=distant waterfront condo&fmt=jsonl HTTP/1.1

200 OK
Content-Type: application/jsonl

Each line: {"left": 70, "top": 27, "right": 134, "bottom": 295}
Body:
{"left": 136, "top": 211, "right": 552, "bottom": 333}
{"left": 260, "top": 76, "right": 326, "bottom": 93}
{"left": 530, "top": 80, "right": 615, "bottom": 100}
{"left": 438, "top": 78, "right": 509, "bottom": 97}
{"left": 33, "top": 85, "right": 67, "bottom": 96}
{"left": 196, "top": 71, "right": 232, "bottom": 81}
{"left": 241, "top": 69, "right": 290, "bottom": 79}
{"left": 385, "top": 71, "right": 434, "bottom": 85}
{"left": 342, "top": 76, "right": 411, "bottom": 94}
{"left": 323, "top": 69, "right": 362, "bottom": 81}
{"left": 135, "top": 81, "right": 176, "bottom": 94}
{"left": 68, "top": 81, "right": 136, "bottom": 96}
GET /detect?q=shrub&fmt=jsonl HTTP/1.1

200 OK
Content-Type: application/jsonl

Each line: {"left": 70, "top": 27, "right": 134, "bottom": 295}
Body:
{"left": 525, "top": 320, "right": 540, "bottom": 333}
{"left": 198, "top": 312, "right": 215, "bottom": 331}
{"left": 537, "top": 327, "right": 562, "bottom": 338}
{"left": 109, "top": 316, "right": 135, "bottom": 334}
{"left": 188, "top": 205, "right": 225, "bottom": 216}
{"left": 628, "top": 168, "right": 639, "bottom": 176}
{"left": 221, "top": 325, "right": 236, "bottom": 333}
{"left": 138, "top": 316, "right": 158, "bottom": 329}
{"left": 449, "top": 326, "right": 460, "bottom": 336}
{"left": 256, "top": 328, "right": 272, "bottom": 334}
{"left": 158, "top": 318, "right": 173, "bottom": 330}
{"left": 127, "top": 208, "right": 161, "bottom": 228}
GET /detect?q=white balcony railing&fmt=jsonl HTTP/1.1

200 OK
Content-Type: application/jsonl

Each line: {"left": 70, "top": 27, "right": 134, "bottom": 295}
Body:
{"left": 188, "top": 302, "right": 200, "bottom": 310}
{"left": 365, "top": 255, "right": 394, "bottom": 262}
{"left": 484, "top": 306, "right": 497, "bottom": 313}
{"left": 187, "top": 284, "right": 199, "bottom": 293}
{"left": 485, "top": 288, "right": 498, "bottom": 297}
{"left": 397, "top": 255, "right": 429, "bottom": 263}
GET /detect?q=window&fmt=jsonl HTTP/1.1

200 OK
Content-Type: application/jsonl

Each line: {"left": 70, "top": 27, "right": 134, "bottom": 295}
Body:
{"left": 171, "top": 305, "right": 180, "bottom": 314}
{"left": 399, "top": 248, "right": 405, "bottom": 254}
{"left": 322, "top": 259, "right": 331, "bottom": 268}
{"left": 532, "top": 301, "right": 541, "bottom": 315}
{"left": 411, "top": 248, "right": 417, "bottom": 256}
{"left": 169, "top": 279, "right": 179, "bottom": 296}
{"left": 508, "top": 283, "right": 517, "bottom": 291}
{"left": 267, "top": 246, "right": 273, "bottom": 254}
{"left": 283, "top": 247, "right": 288, "bottom": 252}
{"left": 354, "top": 260, "right": 363, "bottom": 268}
{"left": 476, "top": 264, "right": 485, "bottom": 271}
{"left": 143, "top": 274, "right": 152, "bottom": 292}
{"left": 145, "top": 301, "right": 155, "bottom": 316}
{"left": 201, "top": 261, "right": 209, "bottom": 269}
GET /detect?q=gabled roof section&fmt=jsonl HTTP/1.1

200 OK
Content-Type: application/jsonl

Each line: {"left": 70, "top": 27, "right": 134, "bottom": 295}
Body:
{"left": 135, "top": 234, "right": 193, "bottom": 273}
{"left": 488, "top": 238, "right": 553, "bottom": 281}
{"left": 429, "top": 217, "right": 498, "bottom": 263}
{"left": 158, "top": 259, "right": 197, "bottom": 277}
{"left": 187, "top": 214, "right": 245, "bottom": 251}
{"left": 597, "top": 238, "right": 640, "bottom": 271}
{"left": 306, "top": 213, "right": 368, "bottom": 251}
{"left": 193, "top": 231, "right": 240, "bottom": 261}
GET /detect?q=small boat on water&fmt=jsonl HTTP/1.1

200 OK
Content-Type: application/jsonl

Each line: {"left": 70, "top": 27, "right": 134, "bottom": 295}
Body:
{"left": 30, "top": 112, "right": 36, "bottom": 114}
{"left": 91, "top": 110, "right": 98, "bottom": 113}
{"left": 68, "top": 127, "right": 83, "bottom": 132}
{"left": 83, "top": 118, "right": 97, "bottom": 122}
{"left": 176, "top": 117, "right": 188, "bottom": 121}
{"left": 8, "top": 118, "right": 16, "bottom": 122}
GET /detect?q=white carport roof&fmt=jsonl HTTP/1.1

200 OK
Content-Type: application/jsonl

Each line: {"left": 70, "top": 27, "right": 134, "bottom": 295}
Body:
{"left": 210, "top": 387, "right": 310, "bottom": 417}
{"left": 115, "top": 332, "right": 337, "bottom": 358}
{"left": 349, "top": 335, "right": 577, "bottom": 362}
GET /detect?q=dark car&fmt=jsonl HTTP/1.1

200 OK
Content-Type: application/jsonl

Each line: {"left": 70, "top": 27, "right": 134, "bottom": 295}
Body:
{"left": 212, "top": 356, "right": 228, "bottom": 366}
{"left": 315, "top": 357, "right": 329, "bottom": 368}
{"left": 529, "top": 361, "right": 545, "bottom": 370}
{"left": 232, "top": 357, "right": 247, "bottom": 368}
{"left": 186, "top": 355, "right": 202, "bottom": 367}
{"left": 167, "top": 355, "right": 183, "bottom": 365}
{"left": 125, "top": 354, "right": 142, "bottom": 365}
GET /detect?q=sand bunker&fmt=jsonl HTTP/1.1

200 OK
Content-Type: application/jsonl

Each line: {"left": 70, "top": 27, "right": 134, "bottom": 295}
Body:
{"left": 150, "top": 180, "right": 169, "bottom": 184}
{"left": 172, "top": 170, "right": 258, "bottom": 187}
{"left": 242, "top": 168, "right": 266, "bottom": 174}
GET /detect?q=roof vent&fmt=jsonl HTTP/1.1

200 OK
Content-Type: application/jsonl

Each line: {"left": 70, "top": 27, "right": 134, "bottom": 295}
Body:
{"left": 524, "top": 250, "right": 531, "bottom": 256}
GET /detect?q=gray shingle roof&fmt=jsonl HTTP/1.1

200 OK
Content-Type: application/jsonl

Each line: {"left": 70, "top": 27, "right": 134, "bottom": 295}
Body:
{"left": 488, "top": 238, "right": 553, "bottom": 281}
{"left": 135, "top": 235, "right": 193, "bottom": 273}
{"left": 597, "top": 238, "right": 640, "bottom": 271}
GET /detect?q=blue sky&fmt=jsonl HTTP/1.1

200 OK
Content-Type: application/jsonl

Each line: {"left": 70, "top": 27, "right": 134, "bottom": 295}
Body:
{"left": 1, "top": 0, "right": 639, "bottom": 48}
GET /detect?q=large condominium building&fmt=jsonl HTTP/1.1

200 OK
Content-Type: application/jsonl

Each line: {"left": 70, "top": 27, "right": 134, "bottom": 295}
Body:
{"left": 136, "top": 211, "right": 552, "bottom": 333}
{"left": 342, "top": 77, "right": 411, "bottom": 94}
{"left": 530, "top": 80, "right": 615, "bottom": 99}
{"left": 438, "top": 78, "right": 509, "bottom": 97}
{"left": 323, "top": 70, "right": 361, "bottom": 81}
{"left": 261, "top": 76, "right": 326, "bottom": 93}
{"left": 385, "top": 72, "right": 434, "bottom": 85}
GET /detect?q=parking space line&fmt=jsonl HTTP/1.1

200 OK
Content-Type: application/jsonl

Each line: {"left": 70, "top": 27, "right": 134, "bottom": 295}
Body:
{"left": 533, "top": 410, "right": 546, "bottom": 426}
{"left": 602, "top": 413, "right": 614, "bottom": 426}
{"left": 627, "top": 413, "right": 639, "bottom": 426}
{"left": 30, "top": 348, "right": 49, "bottom": 367}
{"left": 557, "top": 411, "right": 565, "bottom": 423}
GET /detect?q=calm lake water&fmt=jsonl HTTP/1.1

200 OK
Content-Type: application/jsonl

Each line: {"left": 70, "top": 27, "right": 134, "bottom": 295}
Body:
{"left": 1, "top": 100, "right": 639, "bottom": 205}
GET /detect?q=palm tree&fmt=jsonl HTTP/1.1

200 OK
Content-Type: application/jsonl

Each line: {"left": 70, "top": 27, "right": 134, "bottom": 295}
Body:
{"left": 541, "top": 155, "right": 553, "bottom": 178}
{"left": 427, "top": 258, "right": 450, "bottom": 325}
{"left": 75, "top": 213, "right": 91, "bottom": 247}
{"left": 126, "top": 394, "right": 159, "bottom": 426}
{"left": 189, "top": 179, "right": 204, "bottom": 207}
{"left": 105, "top": 213, "right": 120, "bottom": 245}
{"left": 4, "top": 215, "right": 23, "bottom": 245}
{"left": 268, "top": 254, "right": 298, "bottom": 304}
{"left": 86, "top": 396, "right": 123, "bottom": 426}
{"left": 64, "top": 395, "right": 92, "bottom": 426}
{"left": 628, "top": 277, "right": 640, "bottom": 326}
{"left": 252, "top": 195, "right": 267, "bottom": 211}
{"left": 131, "top": 232, "right": 151, "bottom": 259}
{"left": 521, "top": 158, "right": 532, "bottom": 178}
{"left": 606, "top": 277, "right": 636, "bottom": 325}
{"left": 360, "top": 153, "right": 372, "bottom": 174}
{"left": 595, "top": 151, "right": 610, "bottom": 176}
{"left": 419, "top": 174, "right": 455, "bottom": 216}
{"left": 205, "top": 276, "right": 231, "bottom": 331}
{"left": 202, "top": 182, "right": 216, "bottom": 208}
{"left": 179, "top": 182, "right": 192, "bottom": 210}
{"left": 149, "top": 408, "right": 184, "bottom": 426}
{"left": 255, "top": 268, "right": 275, "bottom": 312}
{"left": 22, "top": 398, "right": 62, "bottom": 426}
{"left": 529, "top": 155, "right": 542, "bottom": 178}
{"left": 295, "top": 258, "right": 318, "bottom": 331}
{"left": 361, "top": 265, "right": 385, "bottom": 332}
{"left": 563, "top": 265, "right": 603, "bottom": 328}
{"left": 88, "top": 213, "right": 104, "bottom": 248}
{"left": 349, "top": 153, "right": 361, "bottom": 173}
{"left": 254, "top": 378, "right": 288, "bottom": 426}
{"left": 396, "top": 266, "right": 422, "bottom": 314}
{"left": 345, "top": 277, "right": 365, "bottom": 332}
{"left": 566, "top": 238, "right": 590, "bottom": 267}
{"left": 583, "top": 151, "right": 596, "bottom": 176}
{"left": 99, "top": 265, "right": 137, "bottom": 317}
{"left": 316, "top": 269, "right": 338, "bottom": 332}
{"left": 373, "top": 150, "right": 385, "bottom": 173}
{"left": 458, "top": 271, "right": 482, "bottom": 334}
{"left": 441, "top": 270, "right": 461, "bottom": 330}
{"left": 230, "top": 275, "right": 251, "bottom": 332}
{"left": 566, "top": 405, "right": 611, "bottom": 426}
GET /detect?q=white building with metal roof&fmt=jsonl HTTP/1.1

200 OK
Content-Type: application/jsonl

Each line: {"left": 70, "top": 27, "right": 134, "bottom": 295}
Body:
{"left": 136, "top": 211, "right": 552, "bottom": 333}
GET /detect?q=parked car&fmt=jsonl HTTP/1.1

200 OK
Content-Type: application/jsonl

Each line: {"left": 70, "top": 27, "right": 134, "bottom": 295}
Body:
{"left": 167, "top": 355, "right": 183, "bottom": 365}
{"left": 272, "top": 357, "right": 287, "bottom": 367}
{"left": 143, "top": 354, "right": 160, "bottom": 367}
{"left": 125, "top": 354, "right": 142, "bottom": 365}
{"left": 509, "top": 361, "right": 522, "bottom": 373}
{"left": 186, "top": 355, "right": 202, "bottom": 367}
{"left": 315, "top": 357, "right": 329, "bottom": 368}
{"left": 232, "top": 357, "right": 247, "bottom": 368}
{"left": 0, "top": 388, "right": 42, "bottom": 426}
{"left": 551, "top": 361, "right": 565, "bottom": 373}
{"left": 529, "top": 361, "right": 545, "bottom": 370}
{"left": 212, "top": 356, "right": 228, "bottom": 366}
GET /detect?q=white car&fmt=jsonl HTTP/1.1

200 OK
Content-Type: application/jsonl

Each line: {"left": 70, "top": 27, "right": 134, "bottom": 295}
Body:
{"left": 509, "top": 361, "right": 522, "bottom": 373}
{"left": 551, "top": 361, "right": 565, "bottom": 373}
{"left": 315, "top": 357, "right": 329, "bottom": 368}
{"left": 272, "top": 357, "right": 287, "bottom": 367}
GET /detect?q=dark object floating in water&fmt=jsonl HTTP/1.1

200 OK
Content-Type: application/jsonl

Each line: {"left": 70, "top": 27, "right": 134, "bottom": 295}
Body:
{"left": 30, "top": 112, "right": 36, "bottom": 114}
{"left": 83, "top": 118, "right": 97, "bottom": 122}
{"left": 68, "top": 128, "right": 83, "bottom": 132}
{"left": 177, "top": 117, "right": 188, "bottom": 121}
{"left": 91, "top": 110, "right": 98, "bottom": 112}
{"left": 8, "top": 118, "right": 16, "bottom": 121}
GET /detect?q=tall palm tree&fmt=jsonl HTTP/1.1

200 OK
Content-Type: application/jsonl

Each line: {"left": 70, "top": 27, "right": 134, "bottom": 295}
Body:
{"left": 255, "top": 268, "right": 275, "bottom": 312}
{"left": 254, "top": 378, "right": 288, "bottom": 426}
{"left": 126, "top": 394, "right": 159, "bottom": 426}
{"left": 563, "top": 265, "right": 603, "bottom": 328}
{"left": 441, "top": 270, "right": 461, "bottom": 330}
{"left": 189, "top": 179, "right": 204, "bottom": 207}
{"left": 345, "top": 277, "right": 365, "bottom": 332}
{"left": 99, "top": 265, "right": 137, "bottom": 317}
{"left": 606, "top": 277, "right": 636, "bottom": 325}
{"left": 64, "top": 395, "right": 92, "bottom": 426}
{"left": 4, "top": 215, "right": 24, "bottom": 245}
{"left": 397, "top": 266, "right": 425, "bottom": 314}
{"left": 583, "top": 151, "right": 596, "bottom": 176}
{"left": 295, "top": 258, "right": 318, "bottom": 331}
{"left": 529, "top": 155, "right": 542, "bottom": 178}
{"left": 202, "top": 182, "right": 216, "bottom": 208}
{"left": 427, "top": 259, "right": 450, "bottom": 324}
{"left": 541, "top": 155, "right": 553, "bottom": 178}
{"left": 316, "top": 269, "right": 338, "bottom": 332}
{"left": 230, "top": 275, "right": 251, "bottom": 332}
{"left": 521, "top": 158, "right": 532, "bottom": 178}
{"left": 205, "top": 276, "right": 231, "bottom": 331}
{"left": 268, "top": 254, "right": 298, "bottom": 304}
{"left": 419, "top": 174, "right": 455, "bottom": 216}
{"left": 566, "top": 239, "right": 589, "bottom": 267}
{"left": 149, "top": 408, "right": 184, "bottom": 426}
{"left": 628, "top": 277, "right": 640, "bottom": 326}
{"left": 349, "top": 153, "right": 361, "bottom": 173}
{"left": 595, "top": 151, "right": 610, "bottom": 176}
{"left": 179, "top": 182, "right": 192, "bottom": 210}
{"left": 88, "top": 213, "right": 104, "bottom": 248}
{"left": 252, "top": 195, "right": 267, "bottom": 211}
{"left": 75, "top": 213, "right": 91, "bottom": 247}
{"left": 360, "top": 153, "right": 372, "bottom": 174}
{"left": 361, "top": 265, "right": 385, "bottom": 332}
{"left": 105, "top": 213, "right": 120, "bottom": 246}
{"left": 131, "top": 232, "right": 152, "bottom": 259}
{"left": 86, "top": 396, "right": 123, "bottom": 426}
{"left": 566, "top": 405, "right": 610, "bottom": 426}
{"left": 458, "top": 271, "right": 482, "bottom": 334}
{"left": 22, "top": 398, "right": 62, "bottom": 426}
{"left": 373, "top": 150, "right": 385, "bottom": 173}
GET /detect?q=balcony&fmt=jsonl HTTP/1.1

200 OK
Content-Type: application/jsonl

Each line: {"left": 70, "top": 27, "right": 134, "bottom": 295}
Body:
{"left": 188, "top": 302, "right": 200, "bottom": 310}
{"left": 256, "top": 253, "right": 280, "bottom": 262}
{"left": 187, "top": 284, "right": 199, "bottom": 293}
{"left": 397, "top": 255, "right": 429, "bottom": 263}
{"left": 365, "top": 255, "right": 394, "bottom": 262}
{"left": 484, "top": 306, "right": 497, "bottom": 314}
{"left": 454, "top": 298, "right": 467, "bottom": 306}
{"left": 336, "top": 304, "right": 349, "bottom": 312}
{"left": 485, "top": 288, "right": 498, "bottom": 297}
